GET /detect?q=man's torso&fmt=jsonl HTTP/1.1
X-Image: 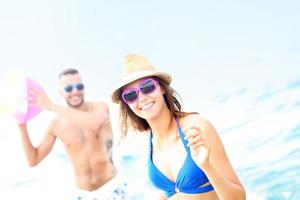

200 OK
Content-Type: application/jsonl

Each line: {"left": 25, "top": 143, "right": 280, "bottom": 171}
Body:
{"left": 52, "top": 102, "right": 116, "bottom": 191}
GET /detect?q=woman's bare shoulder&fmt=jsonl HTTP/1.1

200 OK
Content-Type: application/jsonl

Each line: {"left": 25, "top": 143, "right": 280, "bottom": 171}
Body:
{"left": 179, "top": 113, "right": 217, "bottom": 137}
{"left": 180, "top": 113, "right": 211, "bottom": 126}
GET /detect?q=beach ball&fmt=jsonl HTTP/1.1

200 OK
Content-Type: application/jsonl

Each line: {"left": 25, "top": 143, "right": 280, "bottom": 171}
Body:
{"left": 0, "top": 69, "right": 44, "bottom": 123}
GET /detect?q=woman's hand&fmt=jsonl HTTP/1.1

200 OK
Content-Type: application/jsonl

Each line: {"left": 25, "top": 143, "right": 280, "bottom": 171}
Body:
{"left": 183, "top": 125, "right": 211, "bottom": 168}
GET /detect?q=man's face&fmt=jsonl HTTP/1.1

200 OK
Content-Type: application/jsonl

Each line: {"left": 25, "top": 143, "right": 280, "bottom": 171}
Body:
{"left": 59, "top": 73, "right": 85, "bottom": 108}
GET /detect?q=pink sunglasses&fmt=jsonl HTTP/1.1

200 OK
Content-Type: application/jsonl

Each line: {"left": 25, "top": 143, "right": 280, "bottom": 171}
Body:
{"left": 122, "top": 78, "right": 158, "bottom": 104}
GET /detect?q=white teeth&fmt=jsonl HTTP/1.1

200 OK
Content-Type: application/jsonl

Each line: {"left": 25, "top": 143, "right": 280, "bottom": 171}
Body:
{"left": 141, "top": 102, "right": 153, "bottom": 110}
{"left": 71, "top": 96, "right": 80, "bottom": 101}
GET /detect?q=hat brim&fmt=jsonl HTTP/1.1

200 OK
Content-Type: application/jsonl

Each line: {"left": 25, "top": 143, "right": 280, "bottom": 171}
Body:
{"left": 111, "top": 71, "right": 172, "bottom": 103}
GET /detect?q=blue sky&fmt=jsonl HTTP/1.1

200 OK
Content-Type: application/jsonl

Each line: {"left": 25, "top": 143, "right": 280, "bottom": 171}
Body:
{"left": 0, "top": 0, "right": 299, "bottom": 199}
{"left": 1, "top": 0, "right": 299, "bottom": 104}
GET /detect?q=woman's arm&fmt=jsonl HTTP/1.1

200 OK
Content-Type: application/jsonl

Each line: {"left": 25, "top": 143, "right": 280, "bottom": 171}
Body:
{"left": 183, "top": 115, "right": 246, "bottom": 200}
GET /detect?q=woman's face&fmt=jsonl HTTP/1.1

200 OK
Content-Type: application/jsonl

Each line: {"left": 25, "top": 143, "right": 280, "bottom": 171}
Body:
{"left": 122, "top": 77, "right": 166, "bottom": 120}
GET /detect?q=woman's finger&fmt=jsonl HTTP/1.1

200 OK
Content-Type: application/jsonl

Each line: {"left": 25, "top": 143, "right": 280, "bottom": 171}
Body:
{"left": 189, "top": 141, "right": 205, "bottom": 149}
{"left": 183, "top": 126, "right": 202, "bottom": 139}
{"left": 187, "top": 135, "right": 205, "bottom": 147}
{"left": 184, "top": 129, "right": 199, "bottom": 139}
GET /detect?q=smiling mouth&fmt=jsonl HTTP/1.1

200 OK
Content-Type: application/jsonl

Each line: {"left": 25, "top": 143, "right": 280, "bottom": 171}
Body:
{"left": 140, "top": 102, "right": 154, "bottom": 110}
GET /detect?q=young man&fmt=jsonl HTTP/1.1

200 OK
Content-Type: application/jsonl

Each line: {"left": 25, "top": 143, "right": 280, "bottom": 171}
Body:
{"left": 18, "top": 68, "right": 127, "bottom": 200}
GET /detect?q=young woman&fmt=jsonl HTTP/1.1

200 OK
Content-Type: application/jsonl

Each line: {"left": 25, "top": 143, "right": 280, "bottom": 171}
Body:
{"left": 111, "top": 54, "right": 246, "bottom": 200}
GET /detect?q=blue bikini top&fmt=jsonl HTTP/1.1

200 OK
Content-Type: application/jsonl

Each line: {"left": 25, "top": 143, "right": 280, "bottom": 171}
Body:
{"left": 148, "top": 120, "right": 214, "bottom": 198}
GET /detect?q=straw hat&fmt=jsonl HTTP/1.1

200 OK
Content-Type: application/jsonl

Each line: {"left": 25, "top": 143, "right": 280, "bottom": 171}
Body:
{"left": 111, "top": 54, "right": 172, "bottom": 103}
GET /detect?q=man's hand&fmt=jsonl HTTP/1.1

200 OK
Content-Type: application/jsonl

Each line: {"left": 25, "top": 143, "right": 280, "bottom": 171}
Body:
{"left": 18, "top": 123, "right": 27, "bottom": 129}
{"left": 29, "top": 89, "right": 53, "bottom": 111}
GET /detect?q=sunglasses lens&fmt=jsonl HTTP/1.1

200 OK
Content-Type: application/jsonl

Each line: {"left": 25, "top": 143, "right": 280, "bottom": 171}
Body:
{"left": 123, "top": 90, "right": 138, "bottom": 103}
{"left": 140, "top": 79, "right": 156, "bottom": 94}
{"left": 64, "top": 83, "right": 84, "bottom": 93}
{"left": 64, "top": 85, "right": 73, "bottom": 93}
{"left": 76, "top": 83, "right": 84, "bottom": 90}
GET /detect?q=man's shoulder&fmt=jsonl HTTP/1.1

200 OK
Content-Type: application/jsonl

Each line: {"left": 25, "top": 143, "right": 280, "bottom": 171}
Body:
{"left": 85, "top": 101, "right": 109, "bottom": 115}
{"left": 48, "top": 115, "right": 61, "bottom": 133}
{"left": 86, "top": 101, "right": 108, "bottom": 106}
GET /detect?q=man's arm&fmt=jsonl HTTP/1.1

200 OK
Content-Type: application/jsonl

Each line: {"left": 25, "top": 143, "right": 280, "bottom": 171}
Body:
{"left": 49, "top": 102, "right": 108, "bottom": 132}
{"left": 18, "top": 122, "right": 56, "bottom": 167}
{"left": 31, "top": 89, "right": 106, "bottom": 132}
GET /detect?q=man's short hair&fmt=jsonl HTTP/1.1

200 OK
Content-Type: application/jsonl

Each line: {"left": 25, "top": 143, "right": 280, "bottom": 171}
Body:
{"left": 58, "top": 68, "right": 79, "bottom": 78}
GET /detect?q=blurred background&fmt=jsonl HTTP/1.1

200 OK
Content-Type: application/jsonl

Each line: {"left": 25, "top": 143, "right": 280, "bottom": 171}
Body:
{"left": 0, "top": 0, "right": 299, "bottom": 199}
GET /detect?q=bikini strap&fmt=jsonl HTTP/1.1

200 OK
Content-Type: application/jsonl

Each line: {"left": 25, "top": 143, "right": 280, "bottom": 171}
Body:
{"left": 175, "top": 118, "right": 190, "bottom": 153}
{"left": 149, "top": 129, "right": 153, "bottom": 161}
